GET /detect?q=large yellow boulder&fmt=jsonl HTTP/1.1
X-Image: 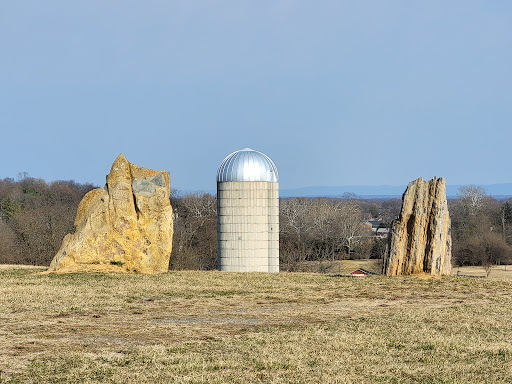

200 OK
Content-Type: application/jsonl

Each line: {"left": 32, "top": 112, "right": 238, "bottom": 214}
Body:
{"left": 48, "top": 154, "right": 173, "bottom": 274}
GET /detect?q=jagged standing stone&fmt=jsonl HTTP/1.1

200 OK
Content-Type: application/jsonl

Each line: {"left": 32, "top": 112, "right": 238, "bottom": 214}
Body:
{"left": 48, "top": 154, "right": 173, "bottom": 274}
{"left": 383, "top": 177, "right": 452, "bottom": 276}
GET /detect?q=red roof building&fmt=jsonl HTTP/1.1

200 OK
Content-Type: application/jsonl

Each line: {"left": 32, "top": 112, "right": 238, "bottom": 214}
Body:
{"left": 348, "top": 268, "right": 377, "bottom": 276}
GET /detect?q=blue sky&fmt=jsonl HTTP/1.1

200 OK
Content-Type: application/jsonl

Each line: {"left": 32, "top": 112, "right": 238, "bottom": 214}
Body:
{"left": 0, "top": 1, "right": 511, "bottom": 191}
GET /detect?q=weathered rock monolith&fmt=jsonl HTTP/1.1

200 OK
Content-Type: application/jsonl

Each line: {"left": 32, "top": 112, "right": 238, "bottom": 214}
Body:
{"left": 382, "top": 177, "right": 452, "bottom": 276}
{"left": 48, "top": 154, "right": 173, "bottom": 274}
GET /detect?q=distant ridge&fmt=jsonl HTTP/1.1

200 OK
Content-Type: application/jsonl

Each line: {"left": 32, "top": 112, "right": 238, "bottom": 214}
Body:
{"left": 280, "top": 184, "right": 512, "bottom": 199}
{"left": 176, "top": 183, "right": 512, "bottom": 199}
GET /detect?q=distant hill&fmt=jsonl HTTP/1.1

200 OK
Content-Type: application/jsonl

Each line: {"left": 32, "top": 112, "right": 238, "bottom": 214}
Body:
{"left": 280, "top": 184, "right": 512, "bottom": 199}
{"left": 177, "top": 183, "right": 512, "bottom": 199}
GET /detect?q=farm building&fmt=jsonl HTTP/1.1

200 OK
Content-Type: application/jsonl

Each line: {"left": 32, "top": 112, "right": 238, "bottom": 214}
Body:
{"left": 348, "top": 268, "right": 378, "bottom": 277}
{"left": 217, "top": 148, "right": 279, "bottom": 273}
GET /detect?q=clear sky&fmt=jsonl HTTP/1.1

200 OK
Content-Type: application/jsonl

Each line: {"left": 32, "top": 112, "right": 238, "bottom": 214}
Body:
{"left": 1, "top": 1, "right": 511, "bottom": 191}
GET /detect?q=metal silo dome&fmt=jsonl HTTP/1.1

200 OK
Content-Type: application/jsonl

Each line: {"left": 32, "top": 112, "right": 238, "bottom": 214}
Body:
{"left": 217, "top": 148, "right": 278, "bottom": 183}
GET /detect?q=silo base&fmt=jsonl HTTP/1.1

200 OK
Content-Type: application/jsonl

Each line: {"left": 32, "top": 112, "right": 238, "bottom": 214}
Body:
{"left": 217, "top": 181, "right": 279, "bottom": 273}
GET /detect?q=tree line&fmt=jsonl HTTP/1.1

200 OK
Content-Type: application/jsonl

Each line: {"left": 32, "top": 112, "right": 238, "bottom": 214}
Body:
{"left": 450, "top": 186, "right": 512, "bottom": 268}
{"left": 0, "top": 176, "right": 95, "bottom": 265}
{"left": 1, "top": 176, "right": 511, "bottom": 270}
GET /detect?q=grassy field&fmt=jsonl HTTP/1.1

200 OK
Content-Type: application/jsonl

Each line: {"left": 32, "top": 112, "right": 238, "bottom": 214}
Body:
{"left": 1, "top": 266, "right": 512, "bottom": 383}
{"left": 292, "top": 259, "right": 512, "bottom": 280}
{"left": 453, "top": 265, "right": 512, "bottom": 279}
{"left": 293, "top": 259, "right": 383, "bottom": 275}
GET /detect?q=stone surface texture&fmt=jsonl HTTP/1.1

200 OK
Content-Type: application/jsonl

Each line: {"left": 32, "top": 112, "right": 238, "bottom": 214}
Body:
{"left": 48, "top": 154, "right": 173, "bottom": 273}
{"left": 383, "top": 177, "right": 452, "bottom": 276}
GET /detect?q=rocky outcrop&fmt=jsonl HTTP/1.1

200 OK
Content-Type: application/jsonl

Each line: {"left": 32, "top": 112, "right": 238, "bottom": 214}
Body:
{"left": 48, "top": 154, "right": 173, "bottom": 274}
{"left": 383, "top": 177, "right": 452, "bottom": 276}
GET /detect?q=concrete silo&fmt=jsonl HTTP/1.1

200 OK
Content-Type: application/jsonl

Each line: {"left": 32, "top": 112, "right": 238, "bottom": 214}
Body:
{"left": 217, "top": 148, "right": 279, "bottom": 272}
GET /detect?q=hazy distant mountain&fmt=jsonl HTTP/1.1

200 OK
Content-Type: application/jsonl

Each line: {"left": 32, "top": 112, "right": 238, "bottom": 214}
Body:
{"left": 177, "top": 183, "right": 512, "bottom": 199}
{"left": 280, "top": 184, "right": 512, "bottom": 199}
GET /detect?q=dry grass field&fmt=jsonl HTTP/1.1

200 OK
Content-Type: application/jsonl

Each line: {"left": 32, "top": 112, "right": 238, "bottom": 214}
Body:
{"left": 454, "top": 265, "right": 512, "bottom": 280}
{"left": 1, "top": 265, "right": 512, "bottom": 383}
{"left": 293, "top": 259, "right": 383, "bottom": 275}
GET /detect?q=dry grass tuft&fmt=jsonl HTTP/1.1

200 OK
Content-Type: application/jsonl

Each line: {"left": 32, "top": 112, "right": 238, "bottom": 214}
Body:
{"left": 1, "top": 265, "right": 512, "bottom": 383}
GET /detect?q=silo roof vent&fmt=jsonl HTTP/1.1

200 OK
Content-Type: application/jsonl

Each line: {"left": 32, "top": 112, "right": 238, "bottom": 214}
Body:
{"left": 217, "top": 148, "right": 278, "bottom": 183}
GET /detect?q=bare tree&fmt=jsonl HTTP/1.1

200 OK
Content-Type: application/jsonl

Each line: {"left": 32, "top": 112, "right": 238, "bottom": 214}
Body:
{"left": 457, "top": 185, "right": 488, "bottom": 216}
{"left": 335, "top": 199, "right": 364, "bottom": 256}
{"left": 279, "top": 198, "right": 315, "bottom": 270}
{"left": 170, "top": 193, "right": 217, "bottom": 270}
{"left": 280, "top": 197, "right": 365, "bottom": 270}
{"left": 0, "top": 221, "right": 18, "bottom": 264}
{"left": 482, "top": 260, "right": 493, "bottom": 278}
{"left": 499, "top": 201, "right": 512, "bottom": 241}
